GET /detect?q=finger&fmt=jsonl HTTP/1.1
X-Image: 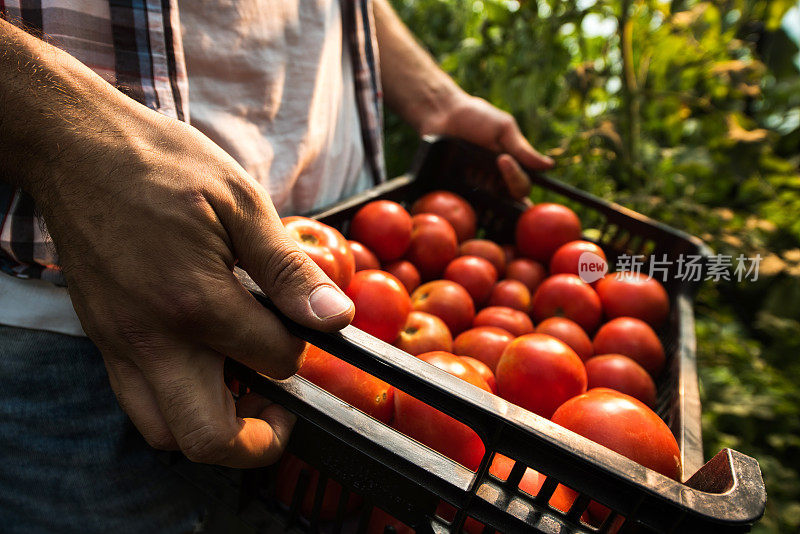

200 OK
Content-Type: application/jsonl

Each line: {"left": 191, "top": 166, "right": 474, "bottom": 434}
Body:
{"left": 209, "top": 177, "right": 354, "bottom": 332}
{"left": 499, "top": 123, "right": 554, "bottom": 170}
{"left": 236, "top": 391, "right": 272, "bottom": 418}
{"left": 104, "top": 357, "right": 178, "bottom": 450}
{"left": 252, "top": 403, "right": 296, "bottom": 458}
{"left": 497, "top": 154, "right": 533, "bottom": 202}
{"left": 145, "top": 346, "right": 295, "bottom": 468}
{"left": 171, "top": 268, "right": 308, "bottom": 379}
{"left": 235, "top": 394, "right": 296, "bottom": 460}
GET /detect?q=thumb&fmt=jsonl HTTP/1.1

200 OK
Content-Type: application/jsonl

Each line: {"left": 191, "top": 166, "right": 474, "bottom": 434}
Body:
{"left": 212, "top": 179, "right": 354, "bottom": 332}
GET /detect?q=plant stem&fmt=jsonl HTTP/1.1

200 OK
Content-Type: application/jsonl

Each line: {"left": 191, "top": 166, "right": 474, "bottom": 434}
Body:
{"left": 618, "top": 0, "right": 640, "bottom": 182}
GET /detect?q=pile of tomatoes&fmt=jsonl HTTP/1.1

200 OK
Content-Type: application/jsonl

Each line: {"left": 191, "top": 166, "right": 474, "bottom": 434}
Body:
{"left": 272, "top": 191, "right": 682, "bottom": 531}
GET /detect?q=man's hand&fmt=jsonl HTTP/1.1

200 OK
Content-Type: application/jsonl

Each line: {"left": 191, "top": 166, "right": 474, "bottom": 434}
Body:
{"left": 419, "top": 93, "right": 554, "bottom": 201}
{"left": 374, "top": 0, "right": 553, "bottom": 201}
{"left": 1, "top": 19, "right": 354, "bottom": 468}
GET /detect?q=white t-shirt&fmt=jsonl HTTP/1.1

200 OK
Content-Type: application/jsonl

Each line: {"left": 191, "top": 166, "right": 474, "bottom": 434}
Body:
{"left": 179, "top": 0, "right": 370, "bottom": 215}
{"left": 0, "top": 0, "right": 370, "bottom": 336}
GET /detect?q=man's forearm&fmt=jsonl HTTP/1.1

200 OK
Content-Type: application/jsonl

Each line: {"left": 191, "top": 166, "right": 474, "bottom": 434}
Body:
{"left": 0, "top": 19, "right": 149, "bottom": 199}
{"left": 373, "top": 0, "right": 466, "bottom": 134}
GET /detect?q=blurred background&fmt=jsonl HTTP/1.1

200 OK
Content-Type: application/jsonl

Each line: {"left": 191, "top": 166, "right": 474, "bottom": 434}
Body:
{"left": 385, "top": 1, "right": 800, "bottom": 532}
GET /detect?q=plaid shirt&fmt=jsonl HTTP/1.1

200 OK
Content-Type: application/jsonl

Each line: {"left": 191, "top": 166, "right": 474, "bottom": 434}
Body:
{"left": 0, "top": 0, "right": 385, "bottom": 285}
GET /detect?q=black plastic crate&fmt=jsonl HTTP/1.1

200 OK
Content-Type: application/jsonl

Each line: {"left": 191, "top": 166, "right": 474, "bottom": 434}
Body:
{"left": 168, "top": 137, "right": 765, "bottom": 533}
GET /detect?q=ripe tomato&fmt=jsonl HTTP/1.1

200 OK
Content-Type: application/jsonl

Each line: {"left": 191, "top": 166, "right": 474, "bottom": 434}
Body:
{"left": 345, "top": 270, "right": 411, "bottom": 343}
{"left": 275, "top": 453, "right": 362, "bottom": 520}
{"left": 487, "top": 279, "right": 531, "bottom": 313}
{"left": 348, "top": 240, "right": 380, "bottom": 271}
{"left": 595, "top": 272, "right": 670, "bottom": 328}
{"left": 298, "top": 344, "right": 395, "bottom": 423}
{"left": 593, "top": 317, "right": 665, "bottom": 376}
{"left": 453, "top": 326, "right": 514, "bottom": 372}
{"left": 460, "top": 356, "right": 497, "bottom": 394}
{"left": 534, "top": 317, "right": 594, "bottom": 362}
{"left": 460, "top": 239, "right": 507, "bottom": 277}
{"left": 505, "top": 258, "right": 547, "bottom": 294}
{"left": 551, "top": 388, "right": 681, "bottom": 480}
{"left": 473, "top": 306, "right": 534, "bottom": 337}
{"left": 405, "top": 214, "right": 459, "bottom": 280}
{"left": 585, "top": 354, "right": 657, "bottom": 407}
{"left": 444, "top": 255, "right": 498, "bottom": 306}
{"left": 282, "top": 216, "right": 355, "bottom": 289}
{"left": 411, "top": 280, "right": 475, "bottom": 336}
{"left": 411, "top": 190, "right": 477, "bottom": 242}
{"left": 496, "top": 334, "right": 587, "bottom": 419}
{"left": 350, "top": 200, "right": 413, "bottom": 262}
{"left": 531, "top": 274, "right": 603, "bottom": 332}
{"left": 383, "top": 260, "right": 421, "bottom": 293}
{"left": 515, "top": 203, "right": 582, "bottom": 262}
{"left": 551, "top": 388, "right": 681, "bottom": 526}
{"left": 393, "top": 351, "right": 490, "bottom": 470}
{"left": 549, "top": 240, "right": 607, "bottom": 279}
{"left": 395, "top": 311, "right": 453, "bottom": 356}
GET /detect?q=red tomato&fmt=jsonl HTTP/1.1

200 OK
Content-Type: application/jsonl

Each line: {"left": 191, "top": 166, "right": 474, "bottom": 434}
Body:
{"left": 411, "top": 280, "right": 475, "bottom": 336}
{"left": 348, "top": 240, "right": 380, "bottom": 271}
{"left": 595, "top": 272, "right": 670, "bottom": 328}
{"left": 298, "top": 344, "right": 395, "bottom": 423}
{"left": 534, "top": 317, "right": 594, "bottom": 362}
{"left": 487, "top": 279, "right": 531, "bottom": 313}
{"left": 350, "top": 200, "right": 413, "bottom": 262}
{"left": 345, "top": 270, "right": 411, "bottom": 343}
{"left": 473, "top": 306, "right": 534, "bottom": 337}
{"left": 551, "top": 388, "right": 681, "bottom": 480}
{"left": 275, "top": 453, "right": 362, "bottom": 520}
{"left": 411, "top": 190, "right": 477, "bottom": 242}
{"left": 405, "top": 214, "right": 459, "bottom": 280}
{"left": 282, "top": 216, "right": 355, "bottom": 289}
{"left": 460, "top": 356, "right": 497, "bottom": 394}
{"left": 550, "top": 389, "right": 681, "bottom": 525}
{"left": 496, "top": 334, "right": 587, "bottom": 419}
{"left": 593, "top": 317, "right": 665, "bottom": 376}
{"left": 515, "top": 203, "right": 582, "bottom": 262}
{"left": 395, "top": 311, "right": 453, "bottom": 356}
{"left": 505, "top": 258, "right": 547, "bottom": 294}
{"left": 383, "top": 260, "right": 421, "bottom": 293}
{"left": 460, "top": 239, "right": 507, "bottom": 277}
{"left": 531, "top": 274, "right": 603, "bottom": 332}
{"left": 549, "top": 240, "right": 607, "bottom": 278}
{"left": 585, "top": 354, "right": 657, "bottom": 407}
{"left": 444, "top": 255, "right": 498, "bottom": 306}
{"left": 393, "top": 351, "right": 490, "bottom": 470}
{"left": 453, "top": 326, "right": 514, "bottom": 372}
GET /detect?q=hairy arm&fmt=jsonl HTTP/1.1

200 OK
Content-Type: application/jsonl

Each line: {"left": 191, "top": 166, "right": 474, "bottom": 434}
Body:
{"left": 371, "top": 0, "right": 462, "bottom": 135}
{"left": 0, "top": 19, "right": 354, "bottom": 467}
{"left": 373, "top": 0, "right": 553, "bottom": 198}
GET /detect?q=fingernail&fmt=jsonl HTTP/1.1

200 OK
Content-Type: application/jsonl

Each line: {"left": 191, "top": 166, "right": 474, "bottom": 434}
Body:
{"left": 544, "top": 156, "right": 555, "bottom": 167}
{"left": 309, "top": 285, "right": 353, "bottom": 320}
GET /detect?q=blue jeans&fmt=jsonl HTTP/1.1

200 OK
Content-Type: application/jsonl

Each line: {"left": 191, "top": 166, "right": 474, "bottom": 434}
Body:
{"left": 0, "top": 325, "right": 208, "bottom": 533}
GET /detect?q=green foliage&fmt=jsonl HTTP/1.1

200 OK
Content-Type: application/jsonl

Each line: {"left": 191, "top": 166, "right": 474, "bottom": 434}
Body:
{"left": 387, "top": 1, "right": 800, "bottom": 532}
